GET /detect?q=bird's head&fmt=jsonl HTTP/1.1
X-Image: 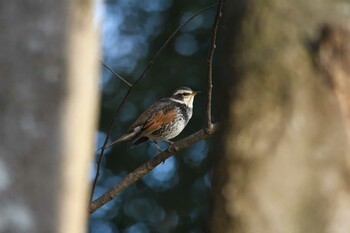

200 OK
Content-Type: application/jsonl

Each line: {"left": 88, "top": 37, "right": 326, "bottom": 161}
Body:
{"left": 171, "top": 87, "right": 199, "bottom": 108}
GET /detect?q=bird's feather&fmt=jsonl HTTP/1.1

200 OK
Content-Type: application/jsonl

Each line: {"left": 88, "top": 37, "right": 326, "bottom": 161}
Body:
{"left": 141, "top": 108, "right": 176, "bottom": 135}
{"left": 105, "top": 127, "right": 140, "bottom": 149}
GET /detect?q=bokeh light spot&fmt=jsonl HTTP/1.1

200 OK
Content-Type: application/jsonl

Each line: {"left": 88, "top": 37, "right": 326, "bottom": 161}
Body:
{"left": 174, "top": 33, "right": 198, "bottom": 56}
{"left": 124, "top": 198, "right": 165, "bottom": 222}
{"left": 183, "top": 140, "right": 208, "bottom": 167}
{"left": 124, "top": 223, "right": 149, "bottom": 233}
{"left": 143, "top": 156, "right": 179, "bottom": 190}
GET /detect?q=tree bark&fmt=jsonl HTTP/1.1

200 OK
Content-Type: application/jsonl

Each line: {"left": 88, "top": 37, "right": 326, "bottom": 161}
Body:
{"left": 211, "top": 0, "right": 350, "bottom": 233}
{"left": 0, "top": 1, "right": 99, "bottom": 233}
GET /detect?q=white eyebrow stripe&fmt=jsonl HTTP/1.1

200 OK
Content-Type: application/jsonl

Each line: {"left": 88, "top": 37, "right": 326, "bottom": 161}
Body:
{"left": 173, "top": 90, "right": 192, "bottom": 95}
{"left": 169, "top": 98, "right": 186, "bottom": 104}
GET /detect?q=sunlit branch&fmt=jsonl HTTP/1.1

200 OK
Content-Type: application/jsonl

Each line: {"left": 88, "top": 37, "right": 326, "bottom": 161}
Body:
{"left": 89, "top": 123, "right": 218, "bottom": 214}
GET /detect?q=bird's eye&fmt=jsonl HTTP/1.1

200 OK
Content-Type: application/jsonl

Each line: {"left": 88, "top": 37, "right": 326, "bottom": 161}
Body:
{"left": 182, "top": 93, "right": 190, "bottom": 96}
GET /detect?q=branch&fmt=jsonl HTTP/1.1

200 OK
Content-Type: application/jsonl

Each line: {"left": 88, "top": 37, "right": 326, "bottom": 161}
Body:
{"left": 89, "top": 123, "right": 218, "bottom": 214}
{"left": 206, "top": 0, "right": 223, "bottom": 131}
{"left": 90, "top": 87, "right": 132, "bottom": 203}
{"left": 100, "top": 61, "right": 132, "bottom": 87}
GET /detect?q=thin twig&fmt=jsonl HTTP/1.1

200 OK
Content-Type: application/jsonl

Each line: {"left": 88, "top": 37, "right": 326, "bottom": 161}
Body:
{"left": 90, "top": 3, "right": 217, "bottom": 203}
{"left": 90, "top": 87, "right": 132, "bottom": 203}
{"left": 89, "top": 123, "right": 218, "bottom": 214}
{"left": 100, "top": 61, "right": 132, "bottom": 87}
{"left": 206, "top": 0, "right": 223, "bottom": 131}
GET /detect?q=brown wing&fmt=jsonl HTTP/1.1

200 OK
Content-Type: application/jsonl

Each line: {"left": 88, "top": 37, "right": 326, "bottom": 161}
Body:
{"left": 141, "top": 107, "right": 176, "bottom": 135}
{"left": 128, "top": 98, "right": 175, "bottom": 137}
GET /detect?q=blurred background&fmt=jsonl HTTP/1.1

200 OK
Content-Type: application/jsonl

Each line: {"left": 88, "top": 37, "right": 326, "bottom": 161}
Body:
{"left": 90, "top": 0, "right": 218, "bottom": 232}
{"left": 3, "top": 0, "right": 350, "bottom": 233}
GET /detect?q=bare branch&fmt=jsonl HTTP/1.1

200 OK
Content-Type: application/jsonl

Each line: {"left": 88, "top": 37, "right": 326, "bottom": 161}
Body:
{"left": 206, "top": 0, "right": 223, "bottom": 131}
{"left": 89, "top": 123, "right": 218, "bottom": 214}
{"left": 100, "top": 61, "right": 132, "bottom": 87}
{"left": 90, "top": 87, "right": 132, "bottom": 203}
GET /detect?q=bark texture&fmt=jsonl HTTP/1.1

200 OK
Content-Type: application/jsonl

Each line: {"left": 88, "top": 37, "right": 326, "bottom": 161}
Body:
{"left": 0, "top": 1, "right": 99, "bottom": 233}
{"left": 211, "top": 0, "right": 350, "bottom": 233}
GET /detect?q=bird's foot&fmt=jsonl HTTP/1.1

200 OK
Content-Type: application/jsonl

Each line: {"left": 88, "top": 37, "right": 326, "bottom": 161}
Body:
{"left": 167, "top": 144, "right": 179, "bottom": 154}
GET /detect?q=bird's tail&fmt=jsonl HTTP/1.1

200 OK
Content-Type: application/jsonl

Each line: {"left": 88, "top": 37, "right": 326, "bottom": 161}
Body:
{"left": 104, "top": 132, "right": 136, "bottom": 150}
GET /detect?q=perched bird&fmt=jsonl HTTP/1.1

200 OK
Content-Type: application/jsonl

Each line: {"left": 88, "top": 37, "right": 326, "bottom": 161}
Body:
{"left": 105, "top": 87, "right": 199, "bottom": 150}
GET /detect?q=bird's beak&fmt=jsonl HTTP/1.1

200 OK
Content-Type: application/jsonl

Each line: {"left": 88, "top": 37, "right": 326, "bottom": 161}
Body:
{"left": 192, "top": 91, "right": 200, "bottom": 96}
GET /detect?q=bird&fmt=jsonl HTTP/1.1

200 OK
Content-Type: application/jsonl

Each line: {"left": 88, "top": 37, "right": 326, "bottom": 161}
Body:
{"left": 105, "top": 87, "right": 199, "bottom": 150}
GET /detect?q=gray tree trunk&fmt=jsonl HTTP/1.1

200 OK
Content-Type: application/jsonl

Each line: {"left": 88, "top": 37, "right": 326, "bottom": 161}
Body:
{"left": 211, "top": 0, "right": 350, "bottom": 233}
{"left": 0, "top": 1, "right": 99, "bottom": 233}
